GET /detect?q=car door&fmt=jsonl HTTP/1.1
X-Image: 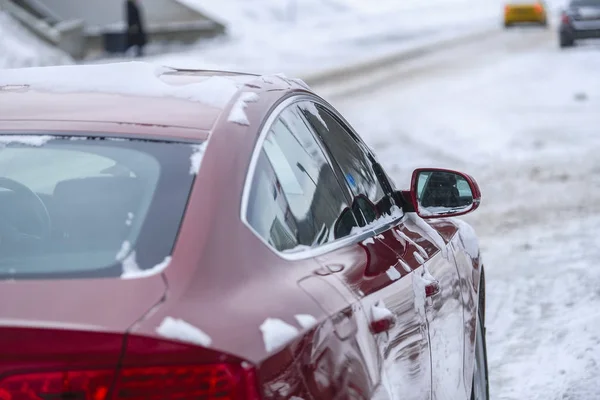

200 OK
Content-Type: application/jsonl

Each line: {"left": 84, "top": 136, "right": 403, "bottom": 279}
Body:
{"left": 245, "top": 102, "right": 380, "bottom": 399}
{"left": 298, "top": 100, "right": 433, "bottom": 400}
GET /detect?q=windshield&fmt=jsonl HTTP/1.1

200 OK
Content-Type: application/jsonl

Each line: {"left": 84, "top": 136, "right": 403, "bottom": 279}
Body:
{"left": 0, "top": 134, "right": 199, "bottom": 280}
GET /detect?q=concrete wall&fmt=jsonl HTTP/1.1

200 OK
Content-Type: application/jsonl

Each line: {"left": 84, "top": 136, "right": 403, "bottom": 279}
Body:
{"left": 37, "top": 0, "right": 213, "bottom": 29}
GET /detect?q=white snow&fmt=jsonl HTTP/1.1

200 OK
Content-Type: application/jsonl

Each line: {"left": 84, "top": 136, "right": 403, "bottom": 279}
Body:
{"left": 115, "top": 240, "right": 132, "bottom": 261}
{"left": 259, "top": 318, "right": 299, "bottom": 353}
{"left": 298, "top": 102, "right": 327, "bottom": 127}
{"left": 406, "top": 213, "right": 449, "bottom": 259}
{"left": 371, "top": 300, "right": 394, "bottom": 321}
{"left": 156, "top": 316, "right": 212, "bottom": 347}
{"left": 413, "top": 251, "right": 426, "bottom": 265}
{"left": 0, "top": 135, "right": 53, "bottom": 147}
{"left": 0, "top": 12, "right": 72, "bottom": 69}
{"left": 399, "top": 259, "right": 412, "bottom": 273}
{"left": 361, "top": 238, "right": 375, "bottom": 246}
{"left": 386, "top": 265, "right": 401, "bottom": 281}
{"left": 350, "top": 205, "right": 404, "bottom": 236}
{"left": 0, "top": 62, "right": 239, "bottom": 108}
{"left": 393, "top": 228, "right": 429, "bottom": 260}
{"left": 141, "top": 0, "right": 514, "bottom": 76}
{"left": 294, "top": 314, "right": 318, "bottom": 330}
{"left": 227, "top": 92, "right": 260, "bottom": 126}
{"left": 189, "top": 142, "right": 208, "bottom": 175}
{"left": 453, "top": 218, "right": 480, "bottom": 259}
{"left": 121, "top": 255, "right": 171, "bottom": 279}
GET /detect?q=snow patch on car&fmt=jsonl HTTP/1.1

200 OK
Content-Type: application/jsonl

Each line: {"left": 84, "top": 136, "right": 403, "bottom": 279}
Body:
{"left": 371, "top": 300, "right": 394, "bottom": 321}
{"left": 115, "top": 240, "right": 132, "bottom": 261}
{"left": 386, "top": 265, "right": 401, "bottom": 281}
{"left": 362, "top": 237, "right": 375, "bottom": 245}
{"left": 414, "top": 251, "right": 426, "bottom": 264}
{"left": 406, "top": 213, "right": 448, "bottom": 259}
{"left": 298, "top": 102, "right": 326, "bottom": 127}
{"left": 0, "top": 135, "right": 53, "bottom": 147}
{"left": 393, "top": 229, "right": 428, "bottom": 259}
{"left": 399, "top": 258, "right": 412, "bottom": 272}
{"left": 189, "top": 142, "right": 208, "bottom": 175}
{"left": 156, "top": 316, "right": 212, "bottom": 347}
{"left": 453, "top": 219, "right": 480, "bottom": 259}
{"left": 294, "top": 314, "right": 318, "bottom": 329}
{"left": 0, "top": 62, "right": 239, "bottom": 108}
{"left": 125, "top": 212, "right": 134, "bottom": 226}
{"left": 350, "top": 205, "right": 403, "bottom": 236}
{"left": 120, "top": 250, "right": 172, "bottom": 279}
{"left": 259, "top": 318, "right": 299, "bottom": 353}
{"left": 228, "top": 92, "right": 259, "bottom": 126}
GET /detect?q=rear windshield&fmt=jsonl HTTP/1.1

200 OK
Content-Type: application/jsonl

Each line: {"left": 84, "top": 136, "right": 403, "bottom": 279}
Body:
{"left": 0, "top": 134, "right": 200, "bottom": 280}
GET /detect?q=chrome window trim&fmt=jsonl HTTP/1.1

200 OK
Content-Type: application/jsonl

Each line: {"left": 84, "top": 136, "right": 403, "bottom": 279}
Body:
{"left": 239, "top": 94, "right": 404, "bottom": 261}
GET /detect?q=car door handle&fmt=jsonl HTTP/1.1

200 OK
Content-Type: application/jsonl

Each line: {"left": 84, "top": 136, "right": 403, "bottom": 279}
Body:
{"left": 370, "top": 303, "right": 396, "bottom": 334}
{"left": 371, "top": 314, "right": 396, "bottom": 334}
{"left": 425, "top": 280, "right": 441, "bottom": 297}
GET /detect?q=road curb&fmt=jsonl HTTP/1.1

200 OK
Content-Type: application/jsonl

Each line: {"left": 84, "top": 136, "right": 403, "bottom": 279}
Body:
{"left": 301, "top": 26, "right": 500, "bottom": 88}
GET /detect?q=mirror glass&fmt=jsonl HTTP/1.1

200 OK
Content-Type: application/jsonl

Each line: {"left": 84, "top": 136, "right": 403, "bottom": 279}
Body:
{"left": 416, "top": 170, "right": 474, "bottom": 217}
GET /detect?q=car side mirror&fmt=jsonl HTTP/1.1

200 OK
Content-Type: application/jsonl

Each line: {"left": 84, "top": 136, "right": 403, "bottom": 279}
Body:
{"left": 409, "top": 168, "right": 481, "bottom": 219}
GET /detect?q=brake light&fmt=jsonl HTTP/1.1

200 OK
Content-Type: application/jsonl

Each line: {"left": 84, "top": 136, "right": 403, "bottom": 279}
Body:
{"left": 0, "top": 370, "right": 113, "bottom": 400}
{"left": 534, "top": 3, "right": 543, "bottom": 12}
{"left": 504, "top": 5, "right": 511, "bottom": 13}
{"left": 114, "top": 364, "right": 259, "bottom": 400}
{"left": 0, "top": 364, "right": 260, "bottom": 400}
{"left": 562, "top": 12, "right": 571, "bottom": 23}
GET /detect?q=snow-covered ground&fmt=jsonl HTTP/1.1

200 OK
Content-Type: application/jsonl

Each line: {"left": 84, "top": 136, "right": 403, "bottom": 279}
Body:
{"left": 328, "top": 28, "right": 600, "bottom": 399}
{"left": 92, "top": 0, "right": 522, "bottom": 75}
{"left": 0, "top": 11, "right": 72, "bottom": 68}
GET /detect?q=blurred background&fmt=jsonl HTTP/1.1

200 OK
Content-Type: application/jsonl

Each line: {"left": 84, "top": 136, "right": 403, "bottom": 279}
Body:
{"left": 1, "top": 0, "right": 600, "bottom": 399}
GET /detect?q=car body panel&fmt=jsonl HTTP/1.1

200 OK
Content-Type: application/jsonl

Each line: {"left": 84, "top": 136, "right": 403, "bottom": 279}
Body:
{"left": 316, "top": 219, "right": 434, "bottom": 400}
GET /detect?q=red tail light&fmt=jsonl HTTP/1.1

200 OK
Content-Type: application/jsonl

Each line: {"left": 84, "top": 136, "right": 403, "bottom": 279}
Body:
{"left": 114, "top": 364, "right": 260, "bottom": 400}
{"left": 504, "top": 5, "right": 511, "bottom": 13}
{"left": 561, "top": 12, "right": 571, "bottom": 23}
{"left": 0, "top": 364, "right": 260, "bottom": 400}
{"left": 534, "top": 3, "right": 543, "bottom": 12}
{"left": 0, "top": 370, "right": 113, "bottom": 400}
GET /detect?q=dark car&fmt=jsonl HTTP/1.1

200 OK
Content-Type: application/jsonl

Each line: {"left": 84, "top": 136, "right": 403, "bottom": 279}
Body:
{"left": 559, "top": 0, "right": 600, "bottom": 47}
{"left": 0, "top": 62, "right": 488, "bottom": 400}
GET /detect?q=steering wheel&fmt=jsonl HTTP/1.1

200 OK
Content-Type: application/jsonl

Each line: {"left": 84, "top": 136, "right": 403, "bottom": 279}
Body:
{"left": 0, "top": 177, "right": 51, "bottom": 243}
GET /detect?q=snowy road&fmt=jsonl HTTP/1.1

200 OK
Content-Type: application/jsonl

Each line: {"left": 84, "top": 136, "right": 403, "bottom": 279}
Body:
{"left": 321, "top": 27, "right": 600, "bottom": 400}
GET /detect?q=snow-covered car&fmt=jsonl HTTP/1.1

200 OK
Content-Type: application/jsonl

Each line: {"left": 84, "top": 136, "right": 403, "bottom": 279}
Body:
{"left": 559, "top": 0, "right": 600, "bottom": 47}
{"left": 0, "top": 62, "right": 487, "bottom": 400}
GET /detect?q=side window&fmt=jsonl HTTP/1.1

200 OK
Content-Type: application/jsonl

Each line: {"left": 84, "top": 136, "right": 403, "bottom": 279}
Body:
{"left": 299, "top": 102, "right": 395, "bottom": 226}
{"left": 246, "top": 105, "right": 358, "bottom": 252}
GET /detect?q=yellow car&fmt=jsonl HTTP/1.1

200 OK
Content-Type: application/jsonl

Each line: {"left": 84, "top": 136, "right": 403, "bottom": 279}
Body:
{"left": 504, "top": 1, "right": 548, "bottom": 26}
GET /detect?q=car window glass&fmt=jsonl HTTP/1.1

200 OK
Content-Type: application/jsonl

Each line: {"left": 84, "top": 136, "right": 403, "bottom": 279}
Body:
{"left": 246, "top": 105, "right": 358, "bottom": 252}
{"left": 299, "top": 102, "right": 394, "bottom": 226}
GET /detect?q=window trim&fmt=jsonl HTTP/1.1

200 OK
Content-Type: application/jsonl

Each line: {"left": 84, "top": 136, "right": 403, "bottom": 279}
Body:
{"left": 240, "top": 94, "right": 404, "bottom": 261}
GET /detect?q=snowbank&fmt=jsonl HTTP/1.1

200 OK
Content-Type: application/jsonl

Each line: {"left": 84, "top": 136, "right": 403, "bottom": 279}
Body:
{"left": 0, "top": 11, "right": 72, "bottom": 69}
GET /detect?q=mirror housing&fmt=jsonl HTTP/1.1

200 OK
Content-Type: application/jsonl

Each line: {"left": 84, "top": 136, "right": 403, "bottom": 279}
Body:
{"left": 407, "top": 168, "right": 481, "bottom": 219}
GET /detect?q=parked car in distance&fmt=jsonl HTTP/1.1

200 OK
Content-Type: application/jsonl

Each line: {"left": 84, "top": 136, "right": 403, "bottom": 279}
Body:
{"left": 504, "top": 0, "right": 548, "bottom": 26}
{"left": 559, "top": 0, "right": 600, "bottom": 47}
{"left": 0, "top": 62, "right": 488, "bottom": 400}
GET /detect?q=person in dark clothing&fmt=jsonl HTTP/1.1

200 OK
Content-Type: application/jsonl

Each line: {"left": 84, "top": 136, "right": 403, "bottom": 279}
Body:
{"left": 125, "top": 0, "right": 147, "bottom": 57}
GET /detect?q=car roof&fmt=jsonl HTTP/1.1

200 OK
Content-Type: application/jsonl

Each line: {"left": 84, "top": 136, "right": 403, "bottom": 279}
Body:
{"left": 0, "top": 62, "right": 307, "bottom": 141}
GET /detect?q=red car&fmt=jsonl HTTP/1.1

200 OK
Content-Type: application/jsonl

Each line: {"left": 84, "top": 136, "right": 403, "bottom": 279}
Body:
{"left": 0, "top": 62, "right": 487, "bottom": 400}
